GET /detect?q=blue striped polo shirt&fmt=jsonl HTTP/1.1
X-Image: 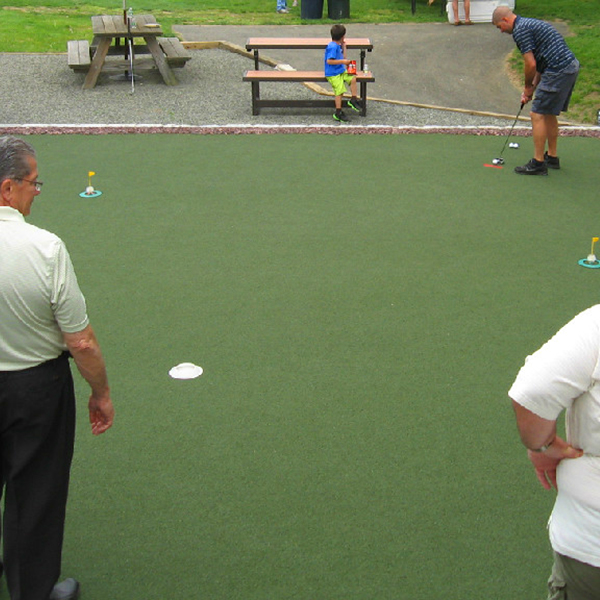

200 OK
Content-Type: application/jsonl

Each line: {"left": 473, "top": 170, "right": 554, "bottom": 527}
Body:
{"left": 512, "top": 16, "right": 576, "bottom": 74}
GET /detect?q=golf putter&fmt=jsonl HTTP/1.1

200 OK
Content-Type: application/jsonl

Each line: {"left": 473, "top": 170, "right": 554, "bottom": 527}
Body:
{"left": 127, "top": 17, "right": 135, "bottom": 94}
{"left": 493, "top": 102, "right": 524, "bottom": 165}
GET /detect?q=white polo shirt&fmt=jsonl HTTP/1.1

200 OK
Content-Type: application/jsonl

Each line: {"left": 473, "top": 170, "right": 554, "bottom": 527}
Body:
{"left": 509, "top": 305, "right": 600, "bottom": 567}
{"left": 0, "top": 206, "right": 89, "bottom": 370}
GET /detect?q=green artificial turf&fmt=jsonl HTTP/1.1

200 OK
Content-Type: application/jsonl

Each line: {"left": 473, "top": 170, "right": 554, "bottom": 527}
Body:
{"left": 13, "top": 132, "right": 599, "bottom": 600}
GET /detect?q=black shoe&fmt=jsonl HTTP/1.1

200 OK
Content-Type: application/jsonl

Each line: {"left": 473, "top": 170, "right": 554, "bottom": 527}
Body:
{"left": 333, "top": 110, "right": 350, "bottom": 122}
{"left": 347, "top": 97, "right": 362, "bottom": 113}
{"left": 49, "top": 578, "right": 80, "bottom": 600}
{"left": 514, "top": 158, "right": 548, "bottom": 176}
{"left": 544, "top": 151, "right": 560, "bottom": 169}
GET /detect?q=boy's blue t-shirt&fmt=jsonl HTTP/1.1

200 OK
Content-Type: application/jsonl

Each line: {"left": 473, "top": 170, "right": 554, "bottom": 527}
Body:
{"left": 324, "top": 41, "right": 345, "bottom": 77}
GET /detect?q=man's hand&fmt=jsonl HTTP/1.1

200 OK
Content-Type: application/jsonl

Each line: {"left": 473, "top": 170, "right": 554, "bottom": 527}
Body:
{"left": 89, "top": 392, "right": 114, "bottom": 435}
{"left": 527, "top": 436, "right": 583, "bottom": 490}
{"left": 521, "top": 85, "right": 535, "bottom": 105}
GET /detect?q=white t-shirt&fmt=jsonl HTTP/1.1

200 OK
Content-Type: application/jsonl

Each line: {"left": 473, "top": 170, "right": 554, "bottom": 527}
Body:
{"left": 0, "top": 206, "right": 89, "bottom": 370}
{"left": 509, "top": 305, "right": 600, "bottom": 567}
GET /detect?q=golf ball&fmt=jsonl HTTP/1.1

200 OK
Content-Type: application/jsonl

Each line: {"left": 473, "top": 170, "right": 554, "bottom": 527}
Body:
{"left": 492, "top": 159, "right": 499, "bottom": 165}
{"left": 509, "top": 142, "right": 520, "bottom": 149}
{"left": 86, "top": 186, "right": 94, "bottom": 194}
{"left": 588, "top": 254, "right": 597, "bottom": 263}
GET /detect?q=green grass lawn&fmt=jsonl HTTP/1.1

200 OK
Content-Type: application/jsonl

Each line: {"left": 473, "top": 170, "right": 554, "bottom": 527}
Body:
{"left": 16, "top": 132, "right": 599, "bottom": 600}
{"left": 0, "top": 0, "right": 598, "bottom": 121}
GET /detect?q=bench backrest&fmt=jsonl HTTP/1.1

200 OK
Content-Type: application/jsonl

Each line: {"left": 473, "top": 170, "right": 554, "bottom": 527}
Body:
{"left": 246, "top": 37, "right": 373, "bottom": 51}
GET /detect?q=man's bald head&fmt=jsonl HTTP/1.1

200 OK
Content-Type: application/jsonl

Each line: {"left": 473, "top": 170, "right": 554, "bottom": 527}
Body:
{"left": 492, "top": 6, "right": 517, "bottom": 32}
{"left": 492, "top": 6, "right": 514, "bottom": 24}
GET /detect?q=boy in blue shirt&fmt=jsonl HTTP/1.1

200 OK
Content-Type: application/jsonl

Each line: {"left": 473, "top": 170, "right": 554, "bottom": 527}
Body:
{"left": 324, "top": 24, "right": 362, "bottom": 122}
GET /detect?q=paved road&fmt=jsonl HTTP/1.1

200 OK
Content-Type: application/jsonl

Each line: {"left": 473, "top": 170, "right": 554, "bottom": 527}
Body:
{"left": 174, "top": 22, "right": 522, "bottom": 117}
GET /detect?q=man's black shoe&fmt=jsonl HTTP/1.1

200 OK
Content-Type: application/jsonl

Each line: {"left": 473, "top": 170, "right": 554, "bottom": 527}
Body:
{"left": 49, "top": 578, "right": 80, "bottom": 600}
{"left": 347, "top": 97, "right": 362, "bottom": 113}
{"left": 333, "top": 110, "right": 350, "bottom": 122}
{"left": 514, "top": 158, "right": 548, "bottom": 176}
{"left": 544, "top": 151, "right": 560, "bottom": 170}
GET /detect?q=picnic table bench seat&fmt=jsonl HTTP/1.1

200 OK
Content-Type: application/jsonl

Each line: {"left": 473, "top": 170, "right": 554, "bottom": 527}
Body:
{"left": 67, "top": 40, "right": 92, "bottom": 72}
{"left": 243, "top": 69, "right": 375, "bottom": 116}
{"left": 156, "top": 37, "right": 192, "bottom": 67}
{"left": 68, "top": 36, "right": 190, "bottom": 73}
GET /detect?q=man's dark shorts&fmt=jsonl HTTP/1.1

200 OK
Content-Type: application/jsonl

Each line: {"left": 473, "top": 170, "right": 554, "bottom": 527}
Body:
{"left": 532, "top": 59, "right": 580, "bottom": 116}
{"left": 548, "top": 551, "right": 600, "bottom": 600}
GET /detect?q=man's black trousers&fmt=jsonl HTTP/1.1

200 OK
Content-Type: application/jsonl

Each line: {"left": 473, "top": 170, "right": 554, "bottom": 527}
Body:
{"left": 0, "top": 353, "right": 76, "bottom": 600}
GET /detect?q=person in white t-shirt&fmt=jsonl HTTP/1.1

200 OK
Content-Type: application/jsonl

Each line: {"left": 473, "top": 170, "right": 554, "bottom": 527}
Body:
{"left": 509, "top": 305, "right": 600, "bottom": 600}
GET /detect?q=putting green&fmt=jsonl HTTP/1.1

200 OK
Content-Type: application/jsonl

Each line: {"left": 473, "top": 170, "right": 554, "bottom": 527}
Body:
{"left": 22, "top": 133, "right": 600, "bottom": 600}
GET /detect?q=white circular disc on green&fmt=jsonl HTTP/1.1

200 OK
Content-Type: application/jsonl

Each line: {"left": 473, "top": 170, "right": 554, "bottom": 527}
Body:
{"left": 169, "top": 363, "right": 203, "bottom": 380}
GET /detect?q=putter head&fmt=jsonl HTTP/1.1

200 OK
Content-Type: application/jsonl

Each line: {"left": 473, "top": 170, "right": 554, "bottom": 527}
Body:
{"left": 492, "top": 157, "right": 505, "bottom": 165}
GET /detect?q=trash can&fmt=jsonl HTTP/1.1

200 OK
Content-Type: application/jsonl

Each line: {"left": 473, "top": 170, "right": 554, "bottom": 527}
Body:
{"left": 328, "top": 0, "right": 350, "bottom": 19}
{"left": 301, "top": 0, "right": 324, "bottom": 19}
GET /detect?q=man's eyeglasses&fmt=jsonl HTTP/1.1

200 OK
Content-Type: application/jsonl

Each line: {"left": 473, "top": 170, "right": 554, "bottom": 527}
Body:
{"left": 16, "top": 178, "right": 44, "bottom": 192}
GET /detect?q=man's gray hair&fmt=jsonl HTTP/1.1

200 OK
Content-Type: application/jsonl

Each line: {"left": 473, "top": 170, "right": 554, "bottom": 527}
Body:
{"left": 0, "top": 136, "right": 37, "bottom": 183}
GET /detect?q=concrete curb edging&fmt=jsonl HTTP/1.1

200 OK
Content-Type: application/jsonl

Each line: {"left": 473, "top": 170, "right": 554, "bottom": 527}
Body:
{"left": 1, "top": 124, "right": 598, "bottom": 137}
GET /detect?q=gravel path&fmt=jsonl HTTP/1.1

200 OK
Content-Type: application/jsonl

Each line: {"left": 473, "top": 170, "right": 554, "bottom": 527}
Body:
{"left": 0, "top": 49, "right": 521, "bottom": 129}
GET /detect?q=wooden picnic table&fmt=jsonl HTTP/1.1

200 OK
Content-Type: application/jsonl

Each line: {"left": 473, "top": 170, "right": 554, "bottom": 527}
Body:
{"left": 83, "top": 14, "right": 179, "bottom": 89}
{"left": 245, "top": 37, "right": 373, "bottom": 70}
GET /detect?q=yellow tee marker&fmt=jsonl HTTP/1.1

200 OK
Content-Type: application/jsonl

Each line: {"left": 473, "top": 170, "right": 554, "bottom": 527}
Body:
{"left": 587, "top": 237, "right": 599, "bottom": 264}
{"left": 87, "top": 171, "right": 96, "bottom": 193}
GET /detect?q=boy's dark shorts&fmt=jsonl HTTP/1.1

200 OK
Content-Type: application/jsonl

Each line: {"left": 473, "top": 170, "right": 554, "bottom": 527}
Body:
{"left": 532, "top": 59, "right": 579, "bottom": 116}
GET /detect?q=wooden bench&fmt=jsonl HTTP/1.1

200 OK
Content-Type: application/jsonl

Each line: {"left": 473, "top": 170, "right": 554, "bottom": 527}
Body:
{"left": 67, "top": 40, "right": 91, "bottom": 72}
{"left": 68, "top": 36, "right": 190, "bottom": 73}
{"left": 243, "top": 37, "right": 374, "bottom": 116}
{"left": 243, "top": 69, "right": 375, "bottom": 116}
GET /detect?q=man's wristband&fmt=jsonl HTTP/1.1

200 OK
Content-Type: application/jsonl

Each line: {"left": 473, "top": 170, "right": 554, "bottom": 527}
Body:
{"left": 531, "top": 438, "right": 555, "bottom": 453}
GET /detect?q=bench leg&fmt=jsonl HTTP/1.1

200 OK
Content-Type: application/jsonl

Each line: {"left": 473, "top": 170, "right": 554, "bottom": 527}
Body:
{"left": 83, "top": 38, "right": 111, "bottom": 90}
{"left": 251, "top": 81, "right": 260, "bottom": 116}
{"left": 360, "top": 81, "right": 368, "bottom": 117}
{"left": 146, "top": 36, "right": 178, "bottom": 86}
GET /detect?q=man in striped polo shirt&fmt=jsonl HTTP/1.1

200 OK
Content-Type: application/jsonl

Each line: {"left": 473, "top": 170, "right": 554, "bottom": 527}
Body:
{"left": 493, "top": 7, "right": 579, "bottom": 176}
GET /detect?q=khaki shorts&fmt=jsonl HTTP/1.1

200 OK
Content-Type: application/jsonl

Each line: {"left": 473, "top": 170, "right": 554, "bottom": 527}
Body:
{"left": 327, "top": 72, "right": 355, "bottom": 96}
{"left": 548, "top": 551, "right": 600, "bottom": 600}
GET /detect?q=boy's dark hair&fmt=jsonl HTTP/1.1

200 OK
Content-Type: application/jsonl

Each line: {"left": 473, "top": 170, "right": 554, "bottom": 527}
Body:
{"left": 330, "top": 24, "right": 346, "bottom": 41}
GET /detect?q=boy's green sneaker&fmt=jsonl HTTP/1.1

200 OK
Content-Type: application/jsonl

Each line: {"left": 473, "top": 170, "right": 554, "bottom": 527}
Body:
{"left": 347, "top": 97, "right": 362, "bottom": 112}
{"left": 333, "top": 110, "right": 350, "bottom": 122}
